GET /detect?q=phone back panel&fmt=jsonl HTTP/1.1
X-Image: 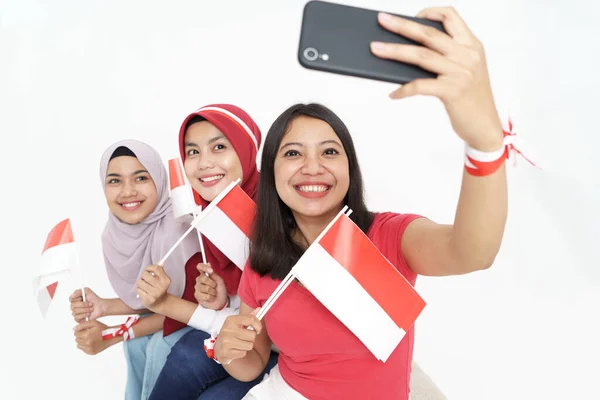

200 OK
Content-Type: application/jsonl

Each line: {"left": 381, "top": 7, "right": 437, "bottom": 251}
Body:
{"left": 298, "top": 1, "right": 446, "bottom": 84}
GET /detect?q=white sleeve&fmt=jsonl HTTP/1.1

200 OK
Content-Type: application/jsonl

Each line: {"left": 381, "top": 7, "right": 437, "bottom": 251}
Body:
{"left": 229, "top": 294, "right": 241, "bottom": 310}
{"left": 187, "top": 295, "right": 241, "bottom": 336}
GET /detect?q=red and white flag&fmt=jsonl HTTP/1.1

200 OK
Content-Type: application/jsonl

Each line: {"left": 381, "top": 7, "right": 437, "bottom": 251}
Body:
{"left": 191, "top": 181, "right": 255, "bottom": 269}
{"left": 168, "top": 158, "right": 195, "bottom": 221}
{"left": 34, "top": 218, "right": 78, "bottom": 318}
{"left": 291, "top": 211, "right": 426, "bottom": 362}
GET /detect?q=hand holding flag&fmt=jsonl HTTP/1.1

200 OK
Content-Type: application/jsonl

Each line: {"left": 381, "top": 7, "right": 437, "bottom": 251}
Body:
{"left": 69, "top": 288, "right": 108, "bottom": 323}
{"left": 74, "top": 320, "right": 112, "bottom": 355}
{"left": 137, "top": 179, "right": 254, "bottom": 305}
{"left": 136, "top": 265, "right": 171, "bottom": 312}
{"left": 195, "top": 263, "right": 229, "bottom": 310}
{"left": 213, "top": 309, "right": 263, "bottom": 365}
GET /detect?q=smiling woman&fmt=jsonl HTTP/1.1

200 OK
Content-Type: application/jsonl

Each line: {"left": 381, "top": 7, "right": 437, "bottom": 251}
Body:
{"left": 275, "top": 116, "right": 350, "bottom": 219}
{"left": 254, "top": 106, "right": 372, "bottom": 280}
{"left": 104, "top": 146, "right": 159, "bottom": 224}
{"left": 182, "top": 116, "right": 244, "bottom": 202}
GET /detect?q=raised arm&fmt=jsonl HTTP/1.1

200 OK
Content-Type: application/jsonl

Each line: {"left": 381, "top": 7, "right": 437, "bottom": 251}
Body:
{"left": 371, "top": 8, "right": 508, "bottom": 276}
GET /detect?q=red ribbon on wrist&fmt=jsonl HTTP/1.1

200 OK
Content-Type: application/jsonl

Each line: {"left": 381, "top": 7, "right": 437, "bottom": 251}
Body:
{"left": 465, "top": 120, "right": 538, "bottom": 176}
{"left": 217, "top": 296, "right": 230, "bottom": 311}
{"left": 204, "top": 335, "right": 220, "bottom": 363}
{"left": 101, "top": 315, "right": 140, "bottom": 341}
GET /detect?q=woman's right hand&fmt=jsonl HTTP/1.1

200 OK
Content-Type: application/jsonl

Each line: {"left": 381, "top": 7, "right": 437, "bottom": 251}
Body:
{"left": 74, "top": 320, "right": 112, "bottom": 355}
{"left": 69, "top": 288, "right": 108, "bottom": 322}
{"left": 195, "top": 263, "right": 229, "bottom": 310}
{"left": 214, "top": 311, "right": 263, "bottom": 365}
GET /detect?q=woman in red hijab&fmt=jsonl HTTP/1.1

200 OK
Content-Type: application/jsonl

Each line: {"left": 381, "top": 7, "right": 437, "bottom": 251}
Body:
{"left": 137, "top": 104, "right": 277, "bottom": 399}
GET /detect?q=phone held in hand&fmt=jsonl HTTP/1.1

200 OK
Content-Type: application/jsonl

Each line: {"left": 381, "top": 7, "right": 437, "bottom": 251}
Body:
{"left": 298, "top": 0, "right": 446, "bottom": 85}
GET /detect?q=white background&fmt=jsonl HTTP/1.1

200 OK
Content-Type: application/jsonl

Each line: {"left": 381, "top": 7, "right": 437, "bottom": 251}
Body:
{"left": 1, "top": 0, "right": 598, "bottom": 399}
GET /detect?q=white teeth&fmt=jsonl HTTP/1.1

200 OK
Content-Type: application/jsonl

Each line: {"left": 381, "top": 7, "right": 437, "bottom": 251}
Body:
{"left": 297, "top": 185, "right": 329, "bottom": 193}
{"left": 201, "top": 175, "right": 224, "bottom": 182}
{"left": 122, "top": 202, "right": 141, "bottom": 208}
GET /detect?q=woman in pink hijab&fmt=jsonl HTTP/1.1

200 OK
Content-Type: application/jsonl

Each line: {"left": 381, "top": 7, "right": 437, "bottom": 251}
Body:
{"left": 69, "top": 139, "right": 199, "bottom": 400}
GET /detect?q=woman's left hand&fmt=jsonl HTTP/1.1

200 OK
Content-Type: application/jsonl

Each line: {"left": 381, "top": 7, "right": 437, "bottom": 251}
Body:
{"left": 136, "top": 265, "right": 171, "bottom": 312}
{"left": 370, "top": 7, "right": 503, "bottom": 151}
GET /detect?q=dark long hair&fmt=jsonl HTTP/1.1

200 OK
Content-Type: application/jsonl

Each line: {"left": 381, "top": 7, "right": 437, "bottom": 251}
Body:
{"left": 250, "top": 103, "right": 374, "bottom": 280}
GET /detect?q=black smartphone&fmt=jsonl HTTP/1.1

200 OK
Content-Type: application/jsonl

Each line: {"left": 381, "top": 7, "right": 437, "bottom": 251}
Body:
{"left": 298, "top": 0, "right": 446, "bottom": 84}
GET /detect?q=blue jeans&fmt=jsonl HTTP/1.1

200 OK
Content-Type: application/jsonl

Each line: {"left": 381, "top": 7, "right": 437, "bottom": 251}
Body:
{"left": 149, "top": 329, "right": 278, "bottom": 400}
{"left": 124, "top": 326, "right": 193, "bottom": 400}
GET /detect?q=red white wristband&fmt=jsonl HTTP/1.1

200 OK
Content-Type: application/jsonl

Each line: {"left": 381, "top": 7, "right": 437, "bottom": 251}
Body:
{"left": 464, "top": 120, "right": 538, "bottom": 176}
{"left": 204, "top": 335, "right": 221, "bottom": 363}
{"left": 218, "top": 296, "right": 230, "bottom": 311}
{"left": 101, "top": 315, "right": 140, "bottom": 341}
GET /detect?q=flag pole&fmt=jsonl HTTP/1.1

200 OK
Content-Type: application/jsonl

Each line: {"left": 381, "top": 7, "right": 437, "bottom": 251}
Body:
{"left": 192, "top": 206, "right": 209, "bottom": 275}
{"left": 158, "top": 222, "right": 197, "bottom": 266}
{"left": 76, "top": 250, "right": 88, "bottom": 321}
{"left": 196, "top": 223, "right": 208, "bottom": 264}
{"left": 72, "top": 219, "right": 88, "bottom": 320}
{"left": 256, "top": 271, "right": 295, "bottom": 320}
{"left": 182, "top": 155, "right": 208, "bottom": 266}
{"left": 74, "top": 240, "right": 87, "bottom": 303}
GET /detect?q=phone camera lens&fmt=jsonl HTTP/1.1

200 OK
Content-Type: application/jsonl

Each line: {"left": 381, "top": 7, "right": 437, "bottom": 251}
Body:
{"left": 303, "top": 47, "right": 319, "bottom": 61}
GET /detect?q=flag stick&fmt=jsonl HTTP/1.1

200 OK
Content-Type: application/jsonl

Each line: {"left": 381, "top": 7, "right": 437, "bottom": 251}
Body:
{"left": 72, "top": 220, "right": 88, "bottom": 320}
{"left": 75, "top": 251, "right": 87, "bottom": 303}
{"left": 196, "top": 228, "right": 207, "bottom": 264}
{"left": 158, "top": 222, "right": 197, "bottom": 266}
{"left": 77, "top": 270, "right": 90, "bottom": 321}
{"left": 193, "top": 206, "right": 209, "bottom": 275}
{"left": 256, "top": 271, "right": 295, "bottom": 320}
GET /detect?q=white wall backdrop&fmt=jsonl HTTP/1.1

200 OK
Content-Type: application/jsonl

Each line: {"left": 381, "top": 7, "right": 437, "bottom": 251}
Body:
{"left": 1, "top": 0, "right": 598, "bottom": 399}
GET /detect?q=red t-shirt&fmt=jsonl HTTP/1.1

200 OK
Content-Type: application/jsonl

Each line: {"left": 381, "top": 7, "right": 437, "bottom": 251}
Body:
{"left": 238, "top": 212, "right": 422, "bottom": 400}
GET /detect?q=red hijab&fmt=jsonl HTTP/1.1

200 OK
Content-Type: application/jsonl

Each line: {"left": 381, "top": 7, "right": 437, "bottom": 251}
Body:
{"left": 188, "top": 104, "right": 262, "bottom": 284}
{"left": 179, "top": 104, "right": 261, "bottom": 295}
{"left": 164, "top": 104, "right": 261, "bottom": 336}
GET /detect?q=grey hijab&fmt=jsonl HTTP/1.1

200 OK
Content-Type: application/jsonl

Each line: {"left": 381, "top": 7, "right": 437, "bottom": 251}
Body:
{"left": 99, "top": 139, "right": 199, "bottom": 309}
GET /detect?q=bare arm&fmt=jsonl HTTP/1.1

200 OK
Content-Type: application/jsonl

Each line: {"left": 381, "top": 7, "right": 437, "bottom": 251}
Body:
{"left": 403, "top": 160, "right": 506, "bottom": 276}
{"left": 131, "top": 313, "right": 164, "bottom": 338}
{"left": 153, "top": 294, "right": 200, "bottom": 325}
{"left": 106, "top": 297, "right": 148, "bottom": 316}
{"left": 371, "top": 8, "right": 509, "bottom": 276}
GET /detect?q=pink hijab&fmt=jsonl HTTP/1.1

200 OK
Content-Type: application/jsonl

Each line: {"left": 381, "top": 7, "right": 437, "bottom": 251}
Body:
{"left": 99, "top": 140, "right": 200, "bottom": 309}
